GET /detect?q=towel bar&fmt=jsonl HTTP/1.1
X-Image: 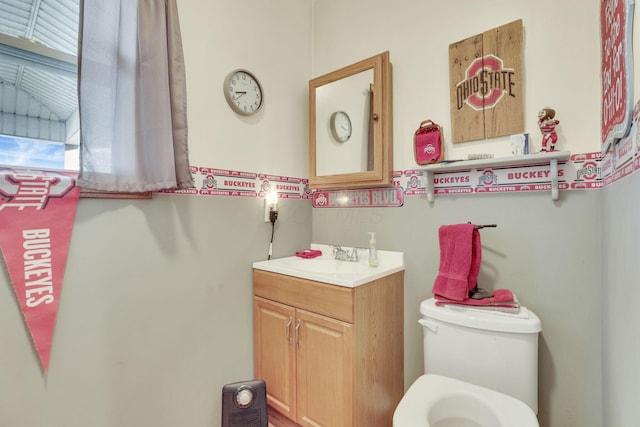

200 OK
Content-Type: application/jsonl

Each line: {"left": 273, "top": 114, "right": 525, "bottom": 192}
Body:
{"left": 472, "top": 223, "right": 497, "bottom": 230}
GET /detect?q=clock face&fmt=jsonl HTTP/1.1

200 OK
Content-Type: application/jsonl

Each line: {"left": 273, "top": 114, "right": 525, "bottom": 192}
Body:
{"left": 330, "top": 111, "right": 352, "bottom": 142}
{"left": 223, "top": 69, "right": 263, "bottom": 116}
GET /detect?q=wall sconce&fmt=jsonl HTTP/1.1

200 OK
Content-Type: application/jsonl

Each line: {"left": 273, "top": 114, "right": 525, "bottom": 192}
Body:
{"left": 264, "top": 189, "right": 278, "bottom": 222}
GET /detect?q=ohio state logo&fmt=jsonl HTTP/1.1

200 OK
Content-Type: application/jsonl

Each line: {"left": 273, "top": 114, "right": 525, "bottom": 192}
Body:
{"left": 456, "top": 54, "right": 516, "bottom": 111}
{"left": 314, "top": 193, "right": 328, "bottom": 206}
{"left": 576, "top": 161, "right": 601, "bottom": 181}
{"left": 424, "top": 144, "right": 436, "bottom": 155}
{"left": 201, "top": 174, "right": 217, "bottom": 189}
{"left": 0, "top": 169, "right": 76, "bottom": 210}
{"left": 478, "top": 169, "right": 498, "bottom": 186}
{"left": 408, "top": 175, "right": 421, "bottom": 189}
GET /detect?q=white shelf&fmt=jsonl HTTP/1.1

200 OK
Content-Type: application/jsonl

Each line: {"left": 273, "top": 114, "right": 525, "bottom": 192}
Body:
{"left": 421, "top": 151, "right": 571, "bottom": 202}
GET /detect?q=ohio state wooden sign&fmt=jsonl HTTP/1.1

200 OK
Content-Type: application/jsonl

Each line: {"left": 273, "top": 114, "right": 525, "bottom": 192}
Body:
{"left": 449, "top": 20, "right": 524, "bottom": 143}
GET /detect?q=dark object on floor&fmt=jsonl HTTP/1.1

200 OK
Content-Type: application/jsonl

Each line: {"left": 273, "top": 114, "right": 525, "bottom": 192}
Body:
{"left": 222, "top": 379, "right": 268, "bottom": 427}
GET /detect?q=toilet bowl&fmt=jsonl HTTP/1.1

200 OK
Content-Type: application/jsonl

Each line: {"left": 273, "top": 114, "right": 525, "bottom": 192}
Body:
{"left": 393, "top": 374, "right": 539, "bottom": 427}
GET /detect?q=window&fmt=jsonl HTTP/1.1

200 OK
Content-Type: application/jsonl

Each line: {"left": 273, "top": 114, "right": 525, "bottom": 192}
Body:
{"left": 1, "top": 0, "right": 192, "bottom": 195}
{"left": 0, "top": 134, "right": 65, "bottom": 169}
{"left": 0, "top": 0, "right": 79, "bottom": 171}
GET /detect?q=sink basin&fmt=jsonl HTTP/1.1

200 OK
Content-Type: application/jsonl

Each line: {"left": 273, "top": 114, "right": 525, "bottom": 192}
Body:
{"left": 287, "top": 258, "right": 369, "bottom": 275}
{"left": 253, "top": 244, "right": 404, "bottom": 287}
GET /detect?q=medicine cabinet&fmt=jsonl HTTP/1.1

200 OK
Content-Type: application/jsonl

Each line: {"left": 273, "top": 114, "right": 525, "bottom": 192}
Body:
{"left": 309, "top": 51, "right": 393, "bottom": 189}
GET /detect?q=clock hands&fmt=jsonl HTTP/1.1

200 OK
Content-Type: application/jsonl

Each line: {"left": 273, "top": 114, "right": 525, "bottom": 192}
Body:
{"left": 232, "top": 91, "right": 247, "bottom": 100}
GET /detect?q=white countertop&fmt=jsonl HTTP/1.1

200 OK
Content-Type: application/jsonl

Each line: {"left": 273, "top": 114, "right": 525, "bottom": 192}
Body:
{"left": 252, "top": 244, "right": 405, "bottom": 287}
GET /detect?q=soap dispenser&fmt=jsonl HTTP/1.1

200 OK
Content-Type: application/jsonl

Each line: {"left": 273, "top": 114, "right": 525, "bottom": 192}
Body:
{"left": 368, "top": 232, "right": 378, "bottom": 267}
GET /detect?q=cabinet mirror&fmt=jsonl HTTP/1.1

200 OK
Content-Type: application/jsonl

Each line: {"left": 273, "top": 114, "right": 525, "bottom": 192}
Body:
{"left": 309, "top": 51, "right": 392, "bottom": 189}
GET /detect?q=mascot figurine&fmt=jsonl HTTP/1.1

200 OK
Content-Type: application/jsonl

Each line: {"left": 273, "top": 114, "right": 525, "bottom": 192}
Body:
{"left": 538, "top": 107, "right": 560, "bottom": 152}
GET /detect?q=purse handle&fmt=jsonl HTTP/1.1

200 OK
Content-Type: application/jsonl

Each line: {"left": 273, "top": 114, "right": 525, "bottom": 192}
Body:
{"left": 419, "top": 119, "right": 436, "bottom": 128}
{"left": 416, "top": 119, "right": 440, "bottom": 133}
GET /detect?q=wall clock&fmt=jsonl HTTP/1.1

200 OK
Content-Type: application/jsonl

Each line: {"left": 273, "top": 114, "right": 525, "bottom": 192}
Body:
{"left": 223, "top": 69, "right": 264, "bottom": 116}
{"left": 330, "top": 111, "right": 352, "bottom": 142}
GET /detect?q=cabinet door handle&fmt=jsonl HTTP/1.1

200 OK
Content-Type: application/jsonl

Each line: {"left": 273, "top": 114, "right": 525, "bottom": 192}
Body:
{"left": 286, "top": 317, "right": 293, "bottom": 345}
{"left": 294, "top": 319, "right": 302, "bottom": 348}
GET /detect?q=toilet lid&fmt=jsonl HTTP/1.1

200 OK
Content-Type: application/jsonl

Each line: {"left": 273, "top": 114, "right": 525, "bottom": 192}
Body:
{"left": 420, "top": 298, "right": 542, "bottom": 333}
{"left": 393, "top": 374, "right": 539, "bottom": 427}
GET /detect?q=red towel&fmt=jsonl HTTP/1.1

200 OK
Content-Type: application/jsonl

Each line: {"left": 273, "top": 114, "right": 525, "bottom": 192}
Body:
{"left": 432, "top": 224, "right": 482, "bottom": 301}
{"left": 295, "top": 249, "right": 322, "bottom": 259}
{"left": 434, "top": 289, "right": 516, "bottom": 307}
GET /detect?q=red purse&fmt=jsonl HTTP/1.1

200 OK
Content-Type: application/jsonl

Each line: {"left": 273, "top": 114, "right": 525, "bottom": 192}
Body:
{"left": 414, "top": 119, "right": 444, "bottom": 165}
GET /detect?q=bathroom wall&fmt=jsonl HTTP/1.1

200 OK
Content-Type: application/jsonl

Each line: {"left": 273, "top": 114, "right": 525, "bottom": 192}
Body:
{"left": 311, "top": 0, "right": 608, "bottom": 426}
{"left": 600, "top": 1, "right": 640, "bottom": 424}
{"left": 312, "top": 0, "right": 600, "bottom": 160}
{"left": 313, "top": 193, "right": 603, "bottom": 427}
{"left": 0, "top": 1, "right": 313, "bottom": 426}
{"left": 1, "top": 196, "right": 312, "bottom": 427}
{"left": 601, "top": 173, "right": 640, "bottom": 427}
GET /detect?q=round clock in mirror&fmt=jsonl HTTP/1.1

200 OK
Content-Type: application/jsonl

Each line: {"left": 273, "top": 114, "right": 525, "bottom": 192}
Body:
{"left": 330, "top": 111, "right": 352, "bottom": 142}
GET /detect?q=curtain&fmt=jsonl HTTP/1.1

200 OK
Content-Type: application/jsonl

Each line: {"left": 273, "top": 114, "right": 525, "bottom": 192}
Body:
{"left": 78, "top": 0, "right": 194, "bottom": 192}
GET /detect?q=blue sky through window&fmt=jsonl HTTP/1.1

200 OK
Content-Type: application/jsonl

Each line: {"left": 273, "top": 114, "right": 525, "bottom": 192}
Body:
{"left": 0, "top": 135, "right": 65, "bottom": 169}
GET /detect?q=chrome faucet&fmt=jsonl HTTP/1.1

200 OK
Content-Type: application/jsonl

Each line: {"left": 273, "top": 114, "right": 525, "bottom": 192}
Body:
{"left": 332, "top": 245, "right": 358, "bottom": 262}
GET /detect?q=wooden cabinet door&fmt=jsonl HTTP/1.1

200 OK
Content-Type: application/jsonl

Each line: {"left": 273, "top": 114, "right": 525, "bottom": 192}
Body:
{"left": 295, "top": 309, "right": 353, "bottom": 427}
{"left": 254, "top": 297, "right": 297, "bottom": 420}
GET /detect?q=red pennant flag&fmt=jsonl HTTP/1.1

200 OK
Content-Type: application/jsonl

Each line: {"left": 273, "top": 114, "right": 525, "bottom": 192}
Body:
{"left": 0, "top": 168, "right": 80, "bottom": 372}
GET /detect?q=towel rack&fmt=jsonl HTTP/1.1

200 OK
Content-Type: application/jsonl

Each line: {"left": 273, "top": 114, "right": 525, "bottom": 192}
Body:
{"left": 471, "top": 223, "right": 497, "bottom": 230}
{"left": 470, "top": 223, "right": 496, "bottom": 298}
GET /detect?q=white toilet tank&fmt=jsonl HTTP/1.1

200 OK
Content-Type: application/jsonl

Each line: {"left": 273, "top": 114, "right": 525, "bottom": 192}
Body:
{"left": 419, "top": 298, "right": 542, "bottom": 413}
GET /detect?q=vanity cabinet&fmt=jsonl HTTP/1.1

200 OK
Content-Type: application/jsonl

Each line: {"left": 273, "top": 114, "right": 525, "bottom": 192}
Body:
{"left": 254, "top": 297, "right": 353, "bottom": 425}
{"left": 253, "top": 269, "right": 404, "bottom": 427}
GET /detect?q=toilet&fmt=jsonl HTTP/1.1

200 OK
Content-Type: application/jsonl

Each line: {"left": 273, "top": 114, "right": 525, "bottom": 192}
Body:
{"left": 393, "top": 298, "right": 542, "bottom": 426}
